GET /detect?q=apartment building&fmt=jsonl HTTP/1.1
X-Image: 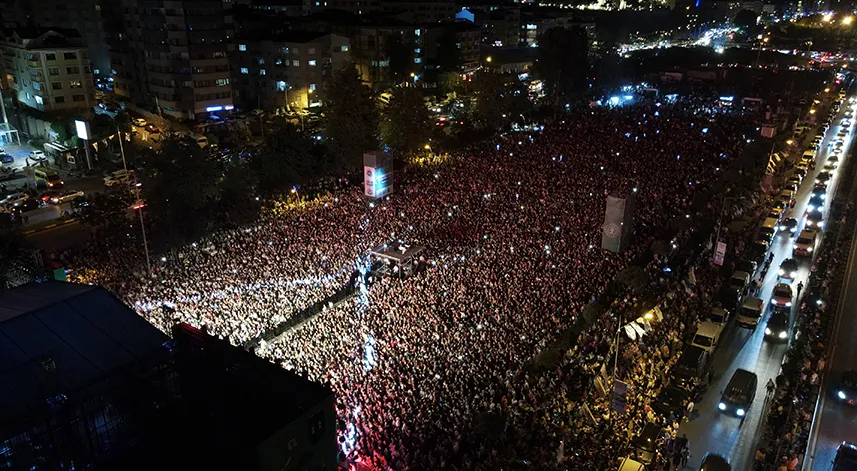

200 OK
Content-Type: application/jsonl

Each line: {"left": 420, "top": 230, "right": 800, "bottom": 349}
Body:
{"left": 423, "top": 22, "right": 481, "bottom": 74}
{"left": 233, "top": 32, "right": 350, "bottom": 110}
{"left": 303, "top": 0, "right": 455, "bottom": 22}
{"left": 0, "top": 28, "right": 95, "bottom": 112}
{"left": 102, "top": 0, "right": 235, "bottom": 120}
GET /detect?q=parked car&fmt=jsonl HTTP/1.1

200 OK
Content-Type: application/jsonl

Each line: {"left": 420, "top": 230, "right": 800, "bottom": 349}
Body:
{"left": 0, "top": 154, "right": 13, "bottom": 164}
{"left": 699, "top": 454, "right": 731, "bottom": 471}
{"left": 672, "top": 345, "right": 711, "bottom": 390}
{"left": 833, "top": 442, "right": 857, "bottom": 471}
{"left": 708, "top": 307, "right": 731, "bottom": 329}
{"left": 632, "top": 423, "right": 664, "bottom": 465}
{"left": 28, "top": 150, "right": 47, "bottom": 163}
{"left": 652, "top": 386, "right": 689, "bottom": 418}
{"left": 132, "top": 118, "right": 148, "bottom": 127}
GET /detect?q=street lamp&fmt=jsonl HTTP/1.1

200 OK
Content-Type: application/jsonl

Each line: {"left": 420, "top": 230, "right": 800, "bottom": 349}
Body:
{"left": 115, "top": 120, "right": 152, "bottom": 276}
{"left": 844, "top": 16, "right": 854, "bottom": 25}
{"left": 756, "top": 36, "right": 769, "bottom": 66}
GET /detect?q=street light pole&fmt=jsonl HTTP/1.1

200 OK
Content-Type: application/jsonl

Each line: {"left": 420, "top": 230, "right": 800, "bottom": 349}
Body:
{"left": 116, "top": 121, "right": 152, "bottom": 276}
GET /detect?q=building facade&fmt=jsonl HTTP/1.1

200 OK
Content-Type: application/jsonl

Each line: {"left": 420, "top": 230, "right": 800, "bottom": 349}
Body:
{"left": 102, "top": 0, "right": 235, "bottom": 120}
{"left": 0, "top": 28, "right": 96, "bottom": 112}
{"left": 233, "top": 32, "right": 350, "bottom": 111}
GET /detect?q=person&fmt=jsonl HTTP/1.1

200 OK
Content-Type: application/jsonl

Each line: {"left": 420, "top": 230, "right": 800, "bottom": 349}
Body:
{"left": 797, "top": 281, "right": 804, "bottom": 297}
{"left": 766, "top": 378, "right": 775, "bottom": 396}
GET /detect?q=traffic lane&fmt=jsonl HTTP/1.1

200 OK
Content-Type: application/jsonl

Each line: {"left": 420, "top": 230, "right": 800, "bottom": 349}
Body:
{"left": 25, "top": 220, "right": 91, "bottom": 253}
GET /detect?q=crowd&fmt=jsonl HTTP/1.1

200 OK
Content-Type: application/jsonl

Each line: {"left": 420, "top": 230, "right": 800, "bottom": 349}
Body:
{"left": 61, "top": 100, "right": 753, "bottom": 469}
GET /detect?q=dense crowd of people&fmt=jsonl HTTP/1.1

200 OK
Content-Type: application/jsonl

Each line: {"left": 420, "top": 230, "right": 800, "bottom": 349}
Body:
{"left": 62, "top": 101, "right": 753, "bottom": 469}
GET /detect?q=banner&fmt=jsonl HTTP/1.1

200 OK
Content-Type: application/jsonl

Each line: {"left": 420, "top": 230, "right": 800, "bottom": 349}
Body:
{"left": 612, "top": 380, "right": 628, "bottom": 414}
{"left": 713, "top": 241, "right": 727, "bottom": 266}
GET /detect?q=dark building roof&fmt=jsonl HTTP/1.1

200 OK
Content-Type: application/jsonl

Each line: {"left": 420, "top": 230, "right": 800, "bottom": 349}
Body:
{"left": 238, "top": 30, "right": 331, "bottom": 43}
{"left": 0, "top": 282, "right": 168, "bottom": 423}
{"left": 0, "top": 281, "right": 337, "bottom": 471}
{"left": 1, "top": 26, "right": 82, "bottom": 41}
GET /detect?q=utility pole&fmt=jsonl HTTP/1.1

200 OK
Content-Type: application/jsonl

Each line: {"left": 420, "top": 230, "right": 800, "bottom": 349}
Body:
{"left": 117, "top": 121, "right": 152, "bottom": 276}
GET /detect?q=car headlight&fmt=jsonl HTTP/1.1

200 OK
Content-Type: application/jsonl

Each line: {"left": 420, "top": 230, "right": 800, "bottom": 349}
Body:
{"left": 839, "top": 390, "right": 847, "bottom": 400}
{"left": 737, "top": 408, "right": 746, "bottom": 417}
{"left": 778, "top": 269, "right": 785, "bottom": 276}
{"left": 718, "top": 402, "right": 726, "bottom": 411}
{"left": 821, "top": 194, "right": 826, "bottom": 199}
{"left": 791, "top": 271, "right": 798, "bottom": 278}
{"left": 780, "top": 225, "right": 787, "bottom": 231}
{"left": 794, "top": 245, "right": 799, "bottom": 250}
{"left": 778, "top": 331, "right": 788, "bottom": 339}
{"left": 785, "top": 302, "right": 792, "bottom": 307}
{"left": 765, "top": 327, "right": 772, "bottom": 335}
{"left": 808, "top": 247, "right": 813, "bottom": 253}
{"left": 807, "top": 205, "right": 815, "bottom": 212}
{"left": 819, "top": 222, "right": 824, "bottom": 228}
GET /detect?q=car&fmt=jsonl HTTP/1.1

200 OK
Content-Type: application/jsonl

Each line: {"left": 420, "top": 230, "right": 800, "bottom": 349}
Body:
{"left": 749, "top": 239, "right": 770, "bottom": 263}
{"left": 833, "top": 442, "right": 857, "bottom": 471}
{"left": 28, "top": 150, "right": 47, "bottom": 163}
{"left": 779, "top": 218, "right": 799, "bottom": 234}
{"left": 766, "top": 209, "right": 783, "bottom": 222}
{"left": 812, "top": 183, "right": 828, "bottom": 198}
{"left": 672, "top": 346, "right": 711, "bottom": 390}
{"left": 632, "top": 422, "right": 664, "bottom": 465}
{"left": 807, "top": 195, "right": 826, "bottom": 213}
{"left": 783, "top": 183, "right": 798, "bottom": 193}
{"left": 778, "top": 189, "right": 795, "bottom": 206}
{"left": 145, "top": 123, "right": 160, "bottom": 133}
{"left": 736, "top": 260, "right": 757, "bottom": 276}
{"left": 806, "top": 209, "right": 825, "bottom": 229}
{"left": 771, "top": 283, "right": 794, "bottom": 310}
{"left": 708, "top": 307, "right": 731, "bottom": 329}
{"left": 778, "top": 258, "right": 799, "bottom": 281}
{"left": 9, "top": 198, "right": 41, "bottom": 214}
{"left": 132, "top": 118, "right": 148, "bottom": 127}
{"left": 757, "top": 231, "right": 774, "bottom": 246}
{"left": 0, "top": 154, "right": 13, "bottom": 164}
{"left": 692, "top": 321, "right": 723, "bottom": 353}
{"left": 652, "top": 386, "right": 689, "bottom": 418}
{"left": 765, "top": 310, "right": 790, "bottom": 341}
{"left": 771, "top": 199, "right": 788, "bottom": 214}
{"left": 794, "top": 230, "right": 818, "bottom": 256}
{"left": 829, "top": 154, "right": 840, "bottom": 163}
{"left": 0, "top": 166, "right": 17, "bottom": 180}
{"left": 39, "top": 190, "right": 62, "bottom": 202}
{"left": 794, "top": 125, "right": 807, "bottom": 135}
{"left": 49, "top": 190, "right": 84, "bottom": 204}
{"left": 794, "top": 167, "right": 808, "bottom": 180}
{"left": 825, "top": 163, "right": 839, "bottom": 173}
{"left": 787, "top": 174, "right": 802, "bottom": 186}
{"left": 718, "top": 369, "right": 757, "bottom": 421}
{"left": 834, "top": 371, "right": 857, "bottom": 406}
{"left": 618, "top": 457, "right": 646, "bottom": 471}
{"left": 0, "top": 192, "right": 28, "bottom": 207}
{"left": 104, "top": 174, "right": 133, "bottom": 187}
{"left": 699, "top": 453, "right": 731, "bottom": 471}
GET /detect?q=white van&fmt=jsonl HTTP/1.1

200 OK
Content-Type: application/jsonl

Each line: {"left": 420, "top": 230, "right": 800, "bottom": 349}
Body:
{"left": 194, "top": 134, "right": 208, "bottom": 148}
{"left": 618, "top": 457, "right": 646, "bottom": 471}
{"left": 760, "top": 217, "right": 779, "bottom": 239}
{"left": 692, "top": 321, "right": 723, "bottom": 353}
{"left": 738, "top": 297, "right": 764, "bottom": 329}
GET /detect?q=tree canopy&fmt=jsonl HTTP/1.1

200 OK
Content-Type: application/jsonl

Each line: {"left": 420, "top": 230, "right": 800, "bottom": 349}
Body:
{"left": 533, "top": 26, "right": 590, "bottom": 108}
{"left": 323, "top": 65, "right": 379, "bottom": 171}
{"left": 380, "top": 86, "right": 432, "bottom": 157}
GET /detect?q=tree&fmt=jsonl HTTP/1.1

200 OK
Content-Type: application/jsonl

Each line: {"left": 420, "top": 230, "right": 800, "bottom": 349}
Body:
{"left": 77, "top": 188, "right": 134, "bottom": 235}
{"left": 439, "top": 71, "right": 464, "bottom": 97}
{"left": 323, "top": 65, "right": 379, "bottom": 171}
{"left": 142, "top": 138, "right": 223, "bottom": 246}
{"left": 218, "top": 164, "right": 260, "bottom": 226}
{"left": 380, "top": 87, "right": 432, "bottom": 157}
{"left": 228, "top": 122, "right": 252, "bottom": 145}
{"left": 472, "top": 71, "right": 533, "bottom": 131}
{"left": 386, "top": 34, "right": 413, "bottom": 84}
{"left": 734, "top": 9, "right": 759, "bottom": 29}
{"left": 533, "top": 26, "right": 590, "bottom": 108}
{"left": 250, "top": 124, "right": 324, "bottom": 198}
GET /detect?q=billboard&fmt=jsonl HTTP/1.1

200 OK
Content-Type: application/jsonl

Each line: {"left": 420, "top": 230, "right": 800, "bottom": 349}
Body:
{"left": 74, "top": 120, "right": 90, "bottom": 140}
{"left": 363, "top": 151, "right": 392, "bottom": 198}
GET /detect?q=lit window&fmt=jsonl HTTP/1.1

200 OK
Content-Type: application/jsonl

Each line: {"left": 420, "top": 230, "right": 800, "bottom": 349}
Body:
{"left": 238, "top": 44, "right": 247, "bottom": 51}
{"left": 69, "top": 80, "right": 82, "bottom": 88}
{"left": 257, "top": 57, "right": 264, "bottom": 65}
{"left": 216, "top": 78, "right": 229, "bottom": 86}
{"left": 310, "top": 83, "right": 317, "bottom": 91}
{"left": 35, "top": 95, "right": 43, "bottom": 105}
{"left": 415, "top": 29, "right": 420, "bottom": 36}
{"left": 414, "top": 57, "right": 421, "bottom": 63}
{"left": 293, "top": 60, "right": 299, "bottom": 66}
{"left": 240, "top": 67, "right": 249, "bottom": 74}
{"left": 275, "top": 59, "right": 282, "bottom": 65}
{"left": 308, "top": 60, "right": 317, "bottom": 66}
{"left": 259, "top": 69, "right": 266, "bottom": 76}
{"left": 340, "top": 45, "right": 349, "bottom": 52}
{"left": 414, "top": 48, "right": 421, "bottom": 53}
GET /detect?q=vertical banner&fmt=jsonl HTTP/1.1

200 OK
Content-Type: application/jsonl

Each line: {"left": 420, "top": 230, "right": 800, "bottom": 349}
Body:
{"left": 364, "top": 166, "right": 375, "bottom": 197}
{"left": 713, "top": 241, "right": 727, "bottom": 266}
{"left": 612, "top": 379, "right": 628, "bottom": 414}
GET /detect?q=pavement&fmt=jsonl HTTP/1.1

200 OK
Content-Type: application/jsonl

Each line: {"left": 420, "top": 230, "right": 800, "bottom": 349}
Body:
{"left": 677, "top": 103, "right": 855, "bottom": 470}
{"left": 802, "top": 163, "right": 857, "bottom": 469}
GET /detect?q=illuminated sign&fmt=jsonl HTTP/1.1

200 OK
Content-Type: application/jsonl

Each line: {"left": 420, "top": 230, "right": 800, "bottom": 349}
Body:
{"left": 206, "top": 106, "right": 223, "bottom": 112}
{"left": 75, "top": 120, "right": 90, "bottom": 140}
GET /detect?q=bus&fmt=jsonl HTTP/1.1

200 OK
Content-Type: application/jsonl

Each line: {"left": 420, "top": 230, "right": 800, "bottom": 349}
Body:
{"left": 33, "top": 166, "right": 63, "bottom": 188}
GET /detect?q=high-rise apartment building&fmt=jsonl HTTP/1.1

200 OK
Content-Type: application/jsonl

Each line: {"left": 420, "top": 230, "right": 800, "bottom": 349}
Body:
{"left": 102, "top": 0, "right": 235, "bottom": 120}
{"left": 0, "top": 28, "right": 96, "bottom": 112}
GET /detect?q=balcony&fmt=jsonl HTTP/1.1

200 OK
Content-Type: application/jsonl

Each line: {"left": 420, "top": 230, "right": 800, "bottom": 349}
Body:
{"left": 27, "top": 59, "right": 41, "bottom": 68}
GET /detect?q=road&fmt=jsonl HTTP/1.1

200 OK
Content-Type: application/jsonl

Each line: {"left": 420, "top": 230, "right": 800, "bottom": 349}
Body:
{"left": 678, "top": 101, "right": 855, "bottom": 470}
{"left": 803, "top": 164, "right": 857, "bottom": 469}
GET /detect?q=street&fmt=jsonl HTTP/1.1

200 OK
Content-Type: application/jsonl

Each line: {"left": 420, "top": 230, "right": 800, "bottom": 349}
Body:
{"left": 803, "top": 167, "right": 857, "bottom": 469}
{"left": 678, "top": 102, "right": 854, "bottom": 469}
